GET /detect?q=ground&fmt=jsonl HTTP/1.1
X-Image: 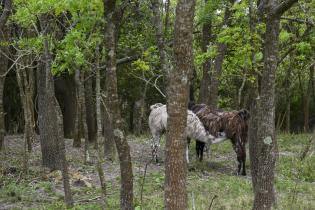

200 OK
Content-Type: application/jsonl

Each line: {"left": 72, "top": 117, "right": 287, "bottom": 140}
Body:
{"left": 0, "top": 133, "right": 314, "bottom": 210}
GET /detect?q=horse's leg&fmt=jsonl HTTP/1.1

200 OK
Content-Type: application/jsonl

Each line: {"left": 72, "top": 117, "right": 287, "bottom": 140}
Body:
{"left": 200, "top": 142, "right": 205, "bottom": 161}
{"left": 241, "top": 144, "right": 247, "bottom": 176}
{"left": 196, "top": 141, "right": 204, "bottom": 161}
{"left": 232, "top": 140, "right": 242, "bottom": 175}
{"left": 234, "top": 143, "right": 246, "bottom": 176}
{"left": 151, "top": 132, "right": 161, "bottom": 163}
{"left": 186, "top": 144, "right": 189, "bottom": 164}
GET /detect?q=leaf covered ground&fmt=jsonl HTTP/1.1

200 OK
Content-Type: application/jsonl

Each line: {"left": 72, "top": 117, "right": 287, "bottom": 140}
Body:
{"left": 0, "top": 133, "right": 314, "bottom": 209}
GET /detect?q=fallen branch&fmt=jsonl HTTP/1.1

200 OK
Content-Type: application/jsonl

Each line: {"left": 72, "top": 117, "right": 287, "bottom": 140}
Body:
{"left": 76, "top": 196, "right": 102, "bottom": 203}
{"left": 140, "top": 157, "right": 153, "bottom": 209}
{"left": 208, "top": 194, "right": 218, "bottom": 210}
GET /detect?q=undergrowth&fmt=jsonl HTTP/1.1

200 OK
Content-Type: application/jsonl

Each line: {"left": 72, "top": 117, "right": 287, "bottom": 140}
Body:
{"left": 0, "top": 133, "right": 314, "bottom": 209}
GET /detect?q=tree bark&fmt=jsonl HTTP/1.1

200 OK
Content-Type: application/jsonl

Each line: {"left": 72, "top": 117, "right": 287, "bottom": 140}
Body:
{"left": 151, "top": 0, "right": 170, "bottom": 79}
{"left": 133, "top": 77, "right": 148, "bottom": 135}
{"left": 73, "top": 70, "right": 83, "bottom": 147}
{"left": 198, "top": 0, "right": 212, "bottom": 104}
{"left": 103, "top": 1, "right": 134, "bottom": 208}
{"left": 208, "top": 0, "right": 235, "bottom": 107}
{"left": 95, "top": 44, "right": 107, "bottom": 208}
{"left": 0, "top": 36, "right": 8, "bottom": 150}
{"left": 0, "top": 1, "right": 11, "bottom": 151}
{"left": 74, "top": 70, "right": 90, "bottom": 163}
{"left": 164, "top": 0, "right": 196, "bottom": 209}
{"left": 55, "top": 74, "right": 77, "bottom": 138}
{"left": 16, "top": 57, "right": 35, "bottom": 152}
{"left": 284, "top": 63, "right": 291, "bottom": 133}
{"left": 253, "top": 15, "right": 279, "bottom": 210}
{"left": 37, "top": 48, "right": 62, "bottom": 170}
{"left": 85, "top": 72, "right": 96, "bottom": 143}
{"left": 303, "top": 66, "right": 313, "bottom": 132}
{"left": 251, "top": 0, "right": 298, "bottom": 208}
{"left": 38, "top": 15, "right": 73, "bottom": 207}
{"left": 0, "top": 75, "right": 5, "bottom": 151}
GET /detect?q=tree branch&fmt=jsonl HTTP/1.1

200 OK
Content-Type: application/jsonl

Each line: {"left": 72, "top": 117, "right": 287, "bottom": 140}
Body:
{"left": 117, "top": 54, "right": 141, "bottom": 65}
{"left": 281, "top": 16, "right": 315, "bottom": 26}
{"left": 273, "top": 0, "right": 298, "bottom": 17}
{"left": 0, "top": 0, "right": 12, "bottom": 28}
{"left": 278, "top": 25, "right": 312, "bottom": 66}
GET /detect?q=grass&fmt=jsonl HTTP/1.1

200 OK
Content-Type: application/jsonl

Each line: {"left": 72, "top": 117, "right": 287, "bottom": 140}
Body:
{"left": 0, "top": 133, "right": 314, "bottom": 209}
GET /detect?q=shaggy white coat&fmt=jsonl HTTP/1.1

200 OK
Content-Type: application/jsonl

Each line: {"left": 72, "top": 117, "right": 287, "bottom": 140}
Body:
{"left": 148, "top": 103, "right": 226, "bottom": 162}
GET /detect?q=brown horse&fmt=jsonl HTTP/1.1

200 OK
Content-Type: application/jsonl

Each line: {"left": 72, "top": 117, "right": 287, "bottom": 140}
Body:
{"left": 190, "top": 103, "right": 250, "bottom": 176}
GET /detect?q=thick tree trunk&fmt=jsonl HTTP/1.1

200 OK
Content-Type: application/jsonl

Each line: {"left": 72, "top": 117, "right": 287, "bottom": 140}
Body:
{"left": 85, "top": 73, "right": 96, "bottom": 143}
{"left": 104, "top": 2, "right": 133, "bottom": 208}
{"left": 103, "top": 103, "right": 116, "bottom": 159}
{"left": 38, "top": 16, "right": 73, "bottom": 207}
{"left": 198, "top": 1, "right": 211, "bottom": 104}
{"left": 37, "top": 51, "right": 62, "bottom": 170}
{"left": 164, "top": 1, "right": 196, "bottom": 209}
{"left": 55, "top": 74, "right": 77, "bottom": 138}
{"left": 75, "top": 70, "right": 90, "bottom": 163}
{"left": 209, "top": 0, "right": 234, "bottom": 107}
{"left": 251, "top": 0, "right": 298, "bottom": 208}
{"left": 253, "top": 15, "right": 279, "bottom": 210}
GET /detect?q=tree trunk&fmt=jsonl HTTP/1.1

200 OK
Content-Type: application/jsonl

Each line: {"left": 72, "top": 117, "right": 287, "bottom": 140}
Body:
{"left": 198, "top": 1, "right": 211, "bottom": 104}
{"left": 164, "top": 0, "right": 196, "bottom": 209}
{"left": 15, "top": 48, "right": 36, "bottom": 152}
{"left": 103, "top": 103, "right": 116, "bottom": 159}
{"left": 38, "top": 15, "right": 73, "bottom": 207}
{"left": 151, "top": 0, "right": 170, "bottom": 79}
{"left": 0, "top": 25, "right": 9, "bottom": 151}
{"left": 104, "top": 2, "right": 133, "bottom": 208}
{"left": 0, "top": 76, "right": 5, "bottom": 151}
{"left": 238, "top": 72, "right": 247, "bottom": 109}
{"left": 37, "top": 51, "right": 62, "bottom": 170}
{"left": 303, "top": 67, "right": 313, "bottom": 132}
{"left": 284, "top": 64, "right": 291, "bottom": 133}
{"left": 209, "top": 0, "right": 234, "bottom": 107}
{"left": 133, "top": 79, "right": 148, "bottom": 135}
{"left": 37, "top": 16, "right": 62, "bottom": 170}
{"left": 73, "top": 70, "right": 83, "bottom": 147}
{"left": 55, "top": 74, "right": 77, "bottom": 138}
{"left": 85, "top": 73, "right": 96, "bottom": 143}
{"left": 253, "top": 15, "right": 279, "bottom": 210}
{"left": 75, "top": 70, "right": 90, "bottom": 163}
{"left": 251, "top": 0, "right": 298, "bottom": 207}
{"left": 95, "top": 44, "right": 107, "bottom": 207}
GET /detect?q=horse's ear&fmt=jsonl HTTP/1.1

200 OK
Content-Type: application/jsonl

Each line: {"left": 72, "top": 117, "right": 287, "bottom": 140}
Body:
{"left": 238, "top": 109, "right": 250, "bottom": 121}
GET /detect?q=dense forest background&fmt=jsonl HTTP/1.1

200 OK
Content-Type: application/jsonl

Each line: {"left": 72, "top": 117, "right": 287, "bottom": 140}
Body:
{"left": 1, "top": 0, "right": 314, "bottom": 135}
{"left": 0, "top": 0, "right": 314, "bottom": 209}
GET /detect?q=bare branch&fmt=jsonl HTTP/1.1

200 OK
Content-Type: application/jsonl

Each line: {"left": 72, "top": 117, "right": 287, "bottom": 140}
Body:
{"left": 273, "top": 0, "right": 298, "bottom": 17}
{"left": 117, "top": 54, "right": 141, "bottom": 65}
{"left": 131, "top": 73, "right": 166, "bottom": 98}
{"left": 281, "top": 16, "right": 315, "bottom": 26}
